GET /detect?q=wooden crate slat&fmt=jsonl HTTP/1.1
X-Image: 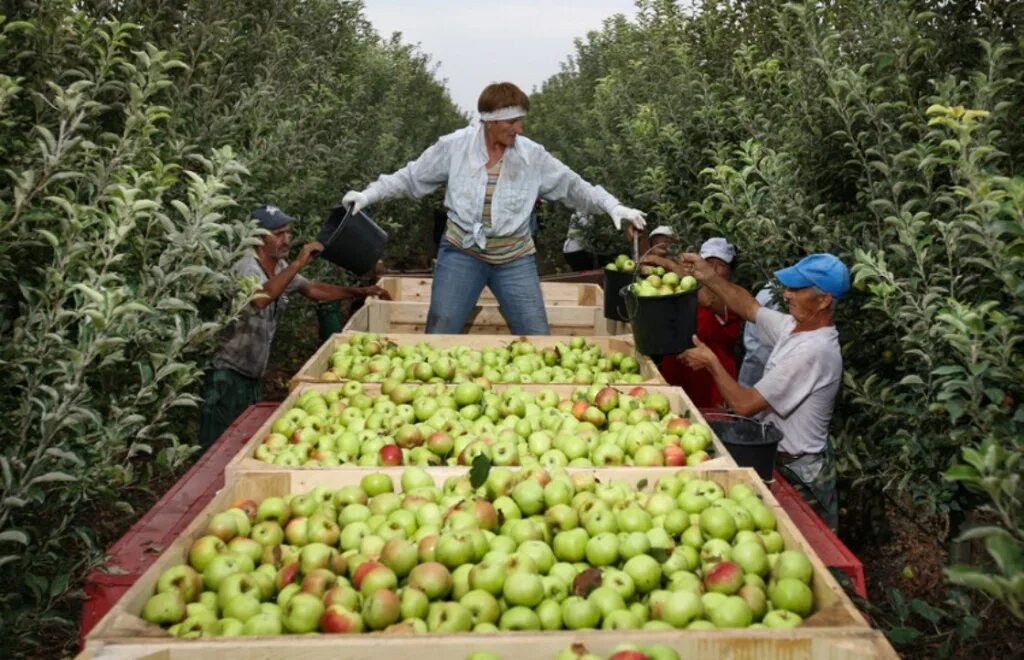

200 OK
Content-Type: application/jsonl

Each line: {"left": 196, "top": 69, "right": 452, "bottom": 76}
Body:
{"left": 376, "top": 276, "right": 602, "bottom": 307}
{"left": 82, "top": 628, "right": 897, "bottom": 659}
{"left": 343, "top": 301, "right": 616, "bottom": 336}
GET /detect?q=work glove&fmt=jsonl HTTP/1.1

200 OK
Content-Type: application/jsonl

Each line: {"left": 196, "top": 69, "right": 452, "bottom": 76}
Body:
{"left": 342, "top": 190, "right": 370, "bottom": 215}
{"left": 610, "top": 205, "right": 647, "bottom": 232}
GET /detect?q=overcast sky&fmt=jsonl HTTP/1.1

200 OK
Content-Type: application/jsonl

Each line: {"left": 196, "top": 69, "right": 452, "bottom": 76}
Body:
{"left": 362, "top": 0, "right": 640, "bottom": 116}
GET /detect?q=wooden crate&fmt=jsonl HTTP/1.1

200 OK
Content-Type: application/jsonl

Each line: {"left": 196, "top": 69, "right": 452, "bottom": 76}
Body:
{"left": 343, "top": 300, "right": 616, "bottom": 336}
{"left": 84, "top": 467, "right": 894, "bottom": 659}
{"left": 377, "top": 276, "right": 602, "bottom": 307}
{"left": 80, "top": 629, "right": 896, "bottom": 659}
{"left": 289, "top": 333, "right": 666, "bottom": 390}
{"left": 225, "top": 383, "right": 736, "bottom": 479}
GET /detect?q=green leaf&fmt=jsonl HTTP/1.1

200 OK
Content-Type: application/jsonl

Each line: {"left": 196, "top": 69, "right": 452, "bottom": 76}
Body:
{"left": 29, "top": 471, "right": 77, "bottom": 485}
{"left": 469, "top": 455, "right": 492, "bottom": 489}
{"left": 887, "top": 626, "right": 921, "bottom": 644}
{"left": 945, "top": 565, "right": 1005, "bottom": 599}
{"left": 0, "top": 530, "right": 29, "bottom": 545}
{"left": 909, "top": 598, "right": 942, "bottom": 625}
{"left": 955, "top": 525, "right": 1008, "bottom": 542}
{"left": 985, "top": 534, "right": 1024, "bottom": 575}
{"left": 943, "top": 464, "right": 979, "bottom": 483}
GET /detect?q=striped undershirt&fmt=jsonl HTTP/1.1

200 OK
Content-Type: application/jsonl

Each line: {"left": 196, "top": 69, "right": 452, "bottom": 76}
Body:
{"left": 445, "top": 160, "right": 535, "bottom": 264}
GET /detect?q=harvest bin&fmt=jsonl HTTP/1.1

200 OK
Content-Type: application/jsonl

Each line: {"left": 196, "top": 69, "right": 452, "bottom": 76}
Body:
{"left": 376, "top": 276, "right": 603, "bottom": 307}
{"left": 223, "top": 382, "right": 736, "bottom": 479}
{"left": 82, "top": 468, "right": 896, "bottom": 659}
{"left": 343, "top": 300, "right": 625, "bottom": 336}
{"left": 288, "top": 333, "right": 667, "bottom": 391}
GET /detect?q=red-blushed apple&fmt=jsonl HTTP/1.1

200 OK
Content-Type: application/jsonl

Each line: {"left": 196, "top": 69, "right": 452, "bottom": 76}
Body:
{"left": 380, "top": 537, "right": 418, "bottom": 578}
{"left": 407, "top": 561, "right": 452, "bottom": 600}
{"left": 230, "top": 498, "right": 259, "bottom": 521}
{"left": 300, "top": 568, "right": 337, "bottom": 598}
{"left": 361, "top": 588, "right": 401, "bottom": 630}
{"left": 704, "top": 560, "right": 744, "bottom": 595}
{"left": 663, "top": 445, "right": 686, "bottom": 466}
{"left": 274, "top": 560, "right": 301, "bottom": 592}
{"left": 320, "top": 603, "right": 364, "bottom": 633}
{"left": 378, "top": 444, "right": 403, "bottom": 466}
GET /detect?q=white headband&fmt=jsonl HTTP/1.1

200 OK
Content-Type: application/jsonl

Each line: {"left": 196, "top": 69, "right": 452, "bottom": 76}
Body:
{"left": 479, "top": 106, "right": 527, "bottom": 122}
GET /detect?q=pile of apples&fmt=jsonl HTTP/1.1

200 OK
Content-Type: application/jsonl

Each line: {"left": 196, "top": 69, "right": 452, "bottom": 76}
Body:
{"left": 320, "top": 334, "right": 648, "bottom": 385}
{"left": 629, "top": 265, "right": 697, "bottom": 299}
{"left": 605, "top": 254, "right": 637, "bottom": 273}
{"left": 140, "top": 467, "right": 815, "bottom": 637}
{"left": 255, "top": 382, "right": 716, "bottom": 468}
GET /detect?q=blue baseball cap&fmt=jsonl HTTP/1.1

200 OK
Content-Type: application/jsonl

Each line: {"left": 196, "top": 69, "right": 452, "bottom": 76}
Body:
{"left": 774, "top": 253, "right": 851, "bottom": 299}
{"left": 250, "top": 204, "right": 294, "bottom": 230}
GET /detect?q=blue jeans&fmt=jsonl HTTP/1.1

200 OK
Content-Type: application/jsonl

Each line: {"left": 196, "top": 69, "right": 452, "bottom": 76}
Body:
{"left": 428, "top": 240, "right": 549, "bottom": 335}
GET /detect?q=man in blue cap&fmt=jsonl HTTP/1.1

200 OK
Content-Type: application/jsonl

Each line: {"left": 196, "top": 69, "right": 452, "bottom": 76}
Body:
{"left": 644, "top": 250, "right": 850, "bottom": 528}
{"left": 198, "top": 205, "right": 389, "bottom": 447}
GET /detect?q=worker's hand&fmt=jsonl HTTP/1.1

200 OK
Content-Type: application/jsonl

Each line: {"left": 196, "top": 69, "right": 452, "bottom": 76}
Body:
{"left": 678, "top": 252, "right": 718, "bottom": 283}
{"left": 358, "top": 285, "right": 391, "bottom": 300}
{"left": 342, "top": 190, "right": 369, "bottom": 215}
{"left": 640, "top": 252, "right": 681, "bottom": 274}
{"left": 679, "top": 336, "right": 718, "bottom": 371}
{"left": 610, "top": 205, "right": 647, "bottom": 232}
{"left": 296, "top": 241, "right": 324, "bottom": 267}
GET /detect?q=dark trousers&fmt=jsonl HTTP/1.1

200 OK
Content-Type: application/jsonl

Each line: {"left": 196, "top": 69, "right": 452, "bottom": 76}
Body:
{"left": 198, "top": 368, "right": 262, "bottom": 448}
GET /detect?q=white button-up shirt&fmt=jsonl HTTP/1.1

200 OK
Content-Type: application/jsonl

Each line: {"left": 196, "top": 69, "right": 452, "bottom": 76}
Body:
{"left": 364, "top": 123, "right": 622, "bottom": 250}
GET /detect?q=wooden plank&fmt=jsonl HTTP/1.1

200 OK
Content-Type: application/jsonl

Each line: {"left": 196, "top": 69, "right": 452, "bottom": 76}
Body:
{"left": 343, "top": 301, "right": 614, "bottom": 336}
{"left": 290, "top": 333, "right": 665, "bottom": 390}
{"left": 83, "top": 629, "right": 897, "bottom": 659}
{"left": 375, "top": 276, "right": 603, "bottom": 307}
{"left": 85, "top": 467, "right": 886, "bottom": 657}
{"left": 226, "top": 382, "right": 737, "bottom": 479}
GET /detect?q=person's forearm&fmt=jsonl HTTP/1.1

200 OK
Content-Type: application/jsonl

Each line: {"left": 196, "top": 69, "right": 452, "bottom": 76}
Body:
{"left": 302, "top": 282, "right": 362, "bottom": 302}
{"left": 699, "top": 274, "right": 760, "bottom": 322}
{"left": 707, "top": 359, "right": 767, "bottom": 417}
{"left": 253, "top": 261, "right": 304, "bottom": 309}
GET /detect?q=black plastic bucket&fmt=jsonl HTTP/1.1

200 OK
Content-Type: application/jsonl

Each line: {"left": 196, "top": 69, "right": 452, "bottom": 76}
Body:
{"left": 621, "top": 285, "right": 699, "bottom": 355}
{"left": 603, "top": 268, "right": 633, "bottom": 321}
{"left": 703, "top": 412, "right": 782, "bottom": 481}
{"left": 317, "top": 207, "right": 389, "bottom": 275}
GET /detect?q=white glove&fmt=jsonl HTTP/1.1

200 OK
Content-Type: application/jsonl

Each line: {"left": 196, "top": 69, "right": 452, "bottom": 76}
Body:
{"left": 342, "top": 190, "right": 369, "bottom": 215}
{"left": 610, "top": 205, "right": 647, "bottom": 231}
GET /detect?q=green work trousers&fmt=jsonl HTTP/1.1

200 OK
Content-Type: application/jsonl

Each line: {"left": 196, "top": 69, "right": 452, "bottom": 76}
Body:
{"left": 198, "top": 368, "right": 262, "bottom": 448}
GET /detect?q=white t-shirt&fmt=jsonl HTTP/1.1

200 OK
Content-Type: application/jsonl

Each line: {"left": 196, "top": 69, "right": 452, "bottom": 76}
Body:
{"left": 752, "top": 307, "right": 842, "bottom": 455}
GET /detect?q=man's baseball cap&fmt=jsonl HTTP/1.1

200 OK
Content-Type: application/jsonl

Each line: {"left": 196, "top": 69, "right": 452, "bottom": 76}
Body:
{"left": 775, "top": 253, "right": 851, "bottom": 299}
{"left": 251, "top": 204, "right": 294, "bottom": 230}
{"left": 649, "top": 226, "right": 675, "bottom": 239}
{"left": 699, "top": 237, "right": 736, "bottom": 264}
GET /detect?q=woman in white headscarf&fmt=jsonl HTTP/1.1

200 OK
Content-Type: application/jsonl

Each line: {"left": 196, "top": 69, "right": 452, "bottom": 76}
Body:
{"left": 342, "top": 82, "right": 646, "bottom": 335}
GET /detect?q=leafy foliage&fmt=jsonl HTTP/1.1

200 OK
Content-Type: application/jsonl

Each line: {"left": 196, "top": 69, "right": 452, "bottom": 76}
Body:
{"left": 0, "top": 1, "right": 460, "bottom": 655}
